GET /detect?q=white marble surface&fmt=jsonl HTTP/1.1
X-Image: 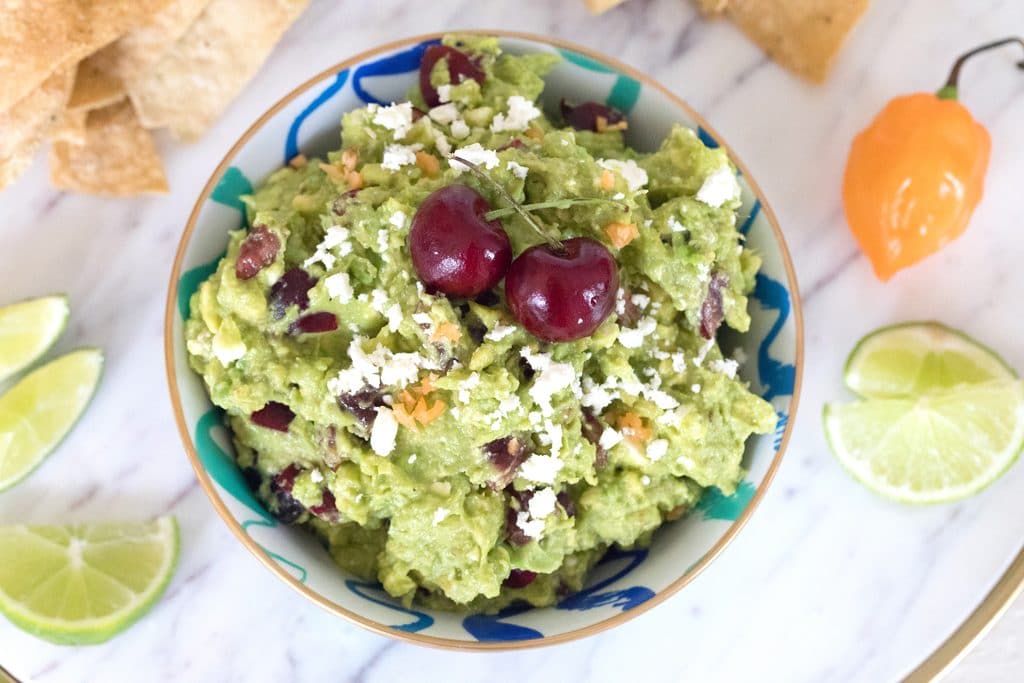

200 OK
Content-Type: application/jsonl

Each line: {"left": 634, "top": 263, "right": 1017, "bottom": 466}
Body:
{"left": 1, "top": 0, "right": 1023, "bottom": 680}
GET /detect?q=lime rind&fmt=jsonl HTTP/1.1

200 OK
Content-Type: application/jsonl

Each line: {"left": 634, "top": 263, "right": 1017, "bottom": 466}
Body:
{"left": 0, "top": 348, "right": 104, "bottom": 492}
{"left": 844, "top": 321, "right": 1017, "bottom": 399}
{"left": 0, "top": 517, "right": 179, "bottom": 645}
{"left": 0, "top": 296, "right": 69, "bottom": 384}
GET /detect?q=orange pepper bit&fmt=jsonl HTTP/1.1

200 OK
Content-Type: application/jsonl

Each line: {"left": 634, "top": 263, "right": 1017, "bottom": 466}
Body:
{"left": 615, "top": 411, "right": 651, "bottom": 444}
{"left": 288, "top": 154, "right": 307, "bottom": 169}
{"left": 605, "top": 221, "right": 640, "bottom": 249}
{"left": 523, "top": 126, "right": 544, "bottom": 140}
{"left": 392, "top": 374, "right": 446, "bottom": 430}
{"left": 415, "top": 150, "right": 441, "bottom": 178}
{"left": 843, "top": 37, "right": 1023, "bottom": 281}
{"left": 341, "top": 148, "right": 359, "bottom": 172}
{"left": 595, "top": 115, "right": 628, "bottom": 133}
{"left": 430, "top": 321, "right": 462, "bottom": 343}
{"left": 599, "top": 169, "right": 616, "bottom": 191}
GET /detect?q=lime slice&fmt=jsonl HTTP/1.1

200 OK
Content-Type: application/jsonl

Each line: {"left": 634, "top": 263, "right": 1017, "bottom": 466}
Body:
{"left": 825, "top": 379, "right": 1024, "bottom": 503}
{"left": 0, "top": 296, "right": 69, "bottom": 384}
{"left": 845, "top": 322, "right": 1016, "bottom": 399}
{"left": 0, "top": 517, "right": 178, "bottom": 644}
{"left": 0, "top": 349, "right": 103, "bottom": 492}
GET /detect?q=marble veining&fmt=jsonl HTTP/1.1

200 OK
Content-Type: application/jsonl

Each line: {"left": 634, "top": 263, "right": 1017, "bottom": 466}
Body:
{"left": 1, "top": 0, "right": 1023, "bottom": 680}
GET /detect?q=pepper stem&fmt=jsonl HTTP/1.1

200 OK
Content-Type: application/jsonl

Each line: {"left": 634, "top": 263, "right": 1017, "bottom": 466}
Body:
{"left": 938, "top": 37, "right": 1024, "bottom": 100}
{"left": 450, "top": 155, "right": 564, "bottom": 250}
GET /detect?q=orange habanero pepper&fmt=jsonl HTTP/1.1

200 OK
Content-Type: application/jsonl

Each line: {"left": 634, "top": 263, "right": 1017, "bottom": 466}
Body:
{"left": 843, "top": 37, "right": 1024, "bottom": 281}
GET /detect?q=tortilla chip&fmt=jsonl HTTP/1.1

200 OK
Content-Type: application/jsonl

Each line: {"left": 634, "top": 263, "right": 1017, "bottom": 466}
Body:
{"left": 128, "top": 0, "right": 309, "bottom": 141}
{"left": 0, "top": 0, "right": 174, "bottom": 113}
{"left": 67, "top": 59, "right": 124, "bottom": 111}
{"left": 86, "top": 0, "right": 214, "bottom": 85}
{"left": 49, "top": 100, "right": 169, "bottom": 196}
{"left": 0, "top": 66, "right": 75, "bottom": 190}
{"left": 52, "top": 108, "right": 89, "bottom": 145}
{"left": 726, "top": 0, "right": 870, "bottom": 82}
{"left": 694, "top": 0, "right": 729, "bottom": 16}
{"left": 584, "top": 0, "right": 627, "bottom": 13}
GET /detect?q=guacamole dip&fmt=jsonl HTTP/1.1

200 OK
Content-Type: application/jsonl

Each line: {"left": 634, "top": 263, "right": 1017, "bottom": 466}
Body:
{"left": 185, "top": 34, "right": 776, "bottom": 611}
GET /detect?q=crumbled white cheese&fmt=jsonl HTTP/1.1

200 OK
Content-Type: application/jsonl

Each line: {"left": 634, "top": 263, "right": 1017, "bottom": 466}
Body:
{"left": 646, "top": 388, "right": 680, "bottom": 410}
{"left": 646, "top": 439, "right": 669, "bottom": 462}
{"left": 450, "top": 119, "right": 470, "bottom": 139}
{"left": 597, "top": 158, "right": 649, "bottom": 192}
{"left": 641, "top": 475, "right": 651, "bottom": 486}
{"left": 304, "top": 226, "right": 352, "bottom": 269}
{"left": 491, "top": 95, "right": 541, "bottom": 132}
{"left": 618, "top": 317, "right": 657, "bottom": 349}
{"left": 528, "top": 410, "right": 542, "bottom": 426}
{"left": 506, "top": 161, "right": 529, "bottom": 179}
{"left": 515, "top": 511, "right": 545, "bottom": 539}
{"left": 544, "top": 420, "right": 564, "bottom": 456}
{"left": 523, "top": 350, "right": 576, "bottom": 416}
{"left": 412, "top": 312, "right": 433, "bottom": 327}
{"left": 381, "top": 352, "right": 423, "bottom": 386}
{"left": 370, "top": 407, "right": 398, "bottom": 455}
{"left": 528, "top": 487, "right": 558, "bottom": 518}
{"left": 598, "top": 427, "right": 623, "bottom": 451}
{"left": 457, "top": 372, "right": 480, "bottom": 403}
{"left": 381, "top": 143, "right": 422, "bottom": 171}
{"left": 519, "top": 454, "right": 564, "bottom": 485}
{"left": 668, "top": 216, "right": 686, "bottom": 233}
{"left": 432, "top": 508, "right": 450, "bottom": 526}
{"left": 324, "top": 273, "right": 353, "bottom": 303}
{"left": 437, "top": 84, "right": 452, "bottom": 103}
{"left": 377, "top": 228, "right": 389, "bottom": 254}
{"left": 328, "top": 336, "right": 431, "bottom": 396}
{"left": 408, "top": 453, "right": 418, "bottom": 464}
{"left": 389, "top": 211, "right": 407, "bottom": 229}
{"left": 497, "top": 394, "right": 521, "bottom": 416}
{"left": 450, "top": 143, "right": 499, "bottom": 174}
{"left": 428, "top": 103, "right": 460, "bottom": 125}
{"left": 612, "top": 192, "right": 625, "bottom": 200}
{"left": 581, "top": 376, "right": 617, "bottom": 413}
{"left": 696, "top": 166, "right": 740, "bottom": 208}
{"left": 310, "top": 469, "right": 324, "bottom": 483}
{"left": 385, "top": 303, "right": 402, "bottom": 332}
{"left": 671, "top": 352, "right": 687, "bottom": 373}
{"left": 371, "top": 101, "right": 414, "bottom": 140}
{"left": 691, "top": 383, "right": 702, "bottom": 393}
{"left": 485, "top": 324, "right": 517, "bottom": 341}
{"left": 432, "top": 129, "right": 452, "bottom": 156}
{"left": 708, "top": 358, "right": 739, "bottom": 379}
{"left": 212, "top": 327, "right": 245, "bottom": 367}
{"left": 631, "top": 293, "right": 651, "bottom": 310}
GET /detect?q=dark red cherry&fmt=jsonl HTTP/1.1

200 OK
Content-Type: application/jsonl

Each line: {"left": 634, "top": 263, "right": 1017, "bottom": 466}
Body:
{"left": 251, "top": 401, "right": 295, "bottom": 432}
{"left": 269, "top": 267, "right": 317, "bottom": 319}
{"left": 699, "top": 271, "right": 729, "bottom": 340}
{"left": 503, "top": 569, "right": 538, "bottom": 589}
{"left": 236, "top": 225, "right": 280, "bottom": 280}
{"left": 409, "top": 184, "right": 512, "bottom": 298}
{"left": 505, "top": 237, "right": 619, "bottom": 342}
{"left": 289, "top": 311, "right": 338, "bottom": 335}
{"left": 560, "top": 99, "right": 627, "bottom": 132}
{"left": 419, "top": 45, "right": 486, "bottom": 107}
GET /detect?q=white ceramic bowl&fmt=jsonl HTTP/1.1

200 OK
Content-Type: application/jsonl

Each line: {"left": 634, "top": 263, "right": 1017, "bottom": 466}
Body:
{"left": 165, "top": 31, "right": 803, "bottom": 650}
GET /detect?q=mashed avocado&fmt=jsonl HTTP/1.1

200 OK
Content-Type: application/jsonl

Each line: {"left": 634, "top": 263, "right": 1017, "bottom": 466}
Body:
{"left": 185, "top": 34, "right": 776, "bottom": 611}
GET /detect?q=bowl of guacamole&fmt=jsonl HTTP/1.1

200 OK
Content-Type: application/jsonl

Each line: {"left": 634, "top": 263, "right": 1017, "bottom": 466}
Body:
{"left": 166, "top": 32, "right": 802, "bottom": 647}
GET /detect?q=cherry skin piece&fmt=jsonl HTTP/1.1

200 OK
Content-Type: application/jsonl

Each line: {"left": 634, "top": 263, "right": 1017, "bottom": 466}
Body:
{"left": 503, "top": 569, "right": 538, "bottom": 588}
{"left": 505, "top": 237, "right": 619, "bottom": 342}
{"left": 419, "top": 45, "right": 486, "bottom": 107}
{"left": 235, "top": 225, "right": 280, "bottom": 280}
{"left": 269, "top": 267, "right": 317, "bottom": 320}
{"left": 251, "top": 401, "right": 295, "bottom": 432}
{"left": 289, "top": 312, "right": 338, "bottom": 335}
{"left": 409, "top": 184, "right": 512, "bottom": 298}
{"left": 560, "top": 99, "right": 626, "bottom": 132}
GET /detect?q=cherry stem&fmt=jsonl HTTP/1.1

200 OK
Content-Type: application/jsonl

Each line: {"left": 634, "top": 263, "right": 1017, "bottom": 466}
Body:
{"left": 485, "top": 198, "right": 628, "bottom": 222}
{"left": 938, "top": 37, "right": 1024, "bottom": 100}
{"left": 450, "top": 155, "right": 563, "bottom": 250}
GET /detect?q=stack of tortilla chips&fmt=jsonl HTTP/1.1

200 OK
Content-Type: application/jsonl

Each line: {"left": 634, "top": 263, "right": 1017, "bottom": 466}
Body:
{"left": 586, "top": 0, "right": 870, "bottom": 83}
{"left": 0, "top": 0, "right": 309, "bottom": 196}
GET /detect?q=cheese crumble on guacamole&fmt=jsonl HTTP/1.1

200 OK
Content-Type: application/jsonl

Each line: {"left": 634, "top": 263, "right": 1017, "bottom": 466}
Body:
{"left": 185, "top": 34, "right": 776, "bottom": 611}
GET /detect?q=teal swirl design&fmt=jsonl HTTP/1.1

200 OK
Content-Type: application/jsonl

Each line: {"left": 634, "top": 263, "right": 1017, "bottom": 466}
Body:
{"left": 556, "top": 48, "right": 641, "bottom": 113}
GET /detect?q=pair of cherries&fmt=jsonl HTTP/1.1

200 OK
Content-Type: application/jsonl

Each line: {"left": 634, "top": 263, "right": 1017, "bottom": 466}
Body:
{"left": 409, "top": 184, "right": 618, "bottom": 342}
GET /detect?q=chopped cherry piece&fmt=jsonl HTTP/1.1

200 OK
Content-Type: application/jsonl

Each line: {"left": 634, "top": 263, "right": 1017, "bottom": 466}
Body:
{"left": 310, "top": 489, "right": 339, "bottom": 521}
{"left": 251, "top": 401, "right": 296, "bottom": 432}
{"left": 560, "top": 99, "right": 626, "bottom": 132}
{"left": 497, "top": 138, "right": 525, "bottom": 151}
{"left": 580, "top": 410, "right": 609, "bottom": 470}
{"left": 699, "top": 272, "right": 729, "bottom": 340}
{"left": 410, "top": 184, "right": 512, "bottom": 298}
{"left": 556, "top": 491, "right": 576, "bottom": 518}
{"left": 483, "top": 436, "right": 530, "bottom": 490}
{"left": 235, "top": 225, "right": 280, "bottom": 280}
{"left": 503, "top": 569, "right": 538, "bottom": 589}
{"left": 617, "top": 287, "right": 643, "bottom": 328}
{"left": 337, "top": 388, "right": 384, "bottom": 428}
{"left": 505, "top": 506, "right": 532, "bottom": 546}
{"left": 240, "top": 466, "right": 262, "bottom": 491}
{"left": 419, "top": 44, "right": 486, "bottom": 107}
{"left": 270, "top": 465, "right": 304, "bottom": 524}
{"left": 505, "top": 236, "right": 619, "bottom": 342}
{"left": 332, "top": 188, "right": 361, "bottom": 216}
{"left": 273, "top": 464, "right": 300, "bottom": 492}
{"left": 289, "top": 311, "right": 338, "bottom": 335}
{"left": 269, "top": 267, "right": 317, "bottom": 320}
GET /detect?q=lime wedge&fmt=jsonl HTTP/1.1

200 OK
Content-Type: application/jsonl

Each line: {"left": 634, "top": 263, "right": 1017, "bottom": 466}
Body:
{"left": 0, "top": 517, "right": 178, "bottom": 644}
{"left": 825, "top": 380, "right": 1024, "bottom": 503}
{"left": 0, "top": 349, "right": 103, "bottom": 492}
{"left": 845, "top": 322, "right": 1016, "bottom": 399}
{"left": 0, "top": 296, "right": 69, "bottom": 383}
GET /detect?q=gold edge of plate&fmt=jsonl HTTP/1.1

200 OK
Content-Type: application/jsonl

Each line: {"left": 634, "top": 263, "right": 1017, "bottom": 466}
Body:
{"left": 904, "top": 545, "right": 1024, "bottom": 682}
{"left": 164, "top": 29, "right": 805, "bottom": 651}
